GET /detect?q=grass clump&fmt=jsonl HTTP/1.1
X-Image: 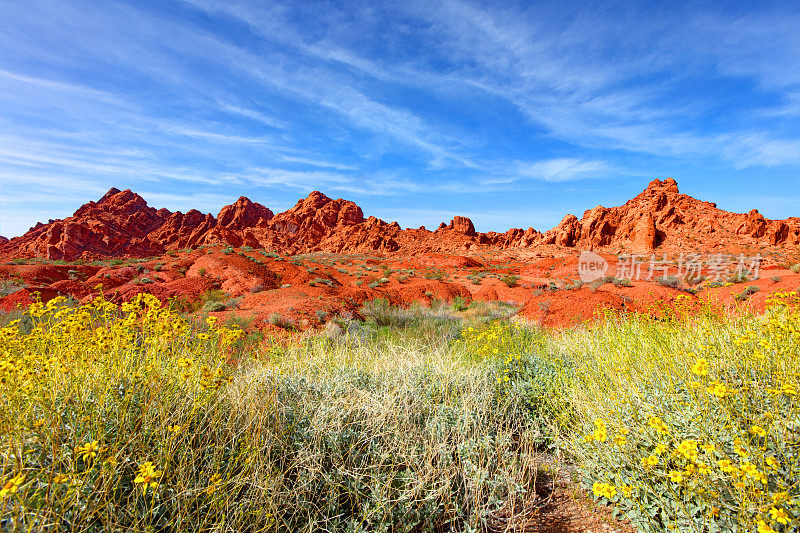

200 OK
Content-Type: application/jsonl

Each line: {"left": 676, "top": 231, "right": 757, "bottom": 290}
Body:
{"left": 0, "top": 277, "right": 27, "bottom": 297}
{"left": 734, "top": 285, "right": 761, "bottom": 301}
{"left": 268, "top": 312, "right": 294, "bottom": 330}
{"left": 422, "top": 268, "right": 444, "bottom": 281}
{"left": 655, "top": 275, "right": 682, "bottom": 288}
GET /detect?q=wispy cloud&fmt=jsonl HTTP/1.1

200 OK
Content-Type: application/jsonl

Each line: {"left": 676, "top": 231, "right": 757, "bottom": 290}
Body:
{"left": 278, "top": 155, "right": 358, "bottom": 171}
{"left": 514, "top": 158, "right": 611, "bottom": 182}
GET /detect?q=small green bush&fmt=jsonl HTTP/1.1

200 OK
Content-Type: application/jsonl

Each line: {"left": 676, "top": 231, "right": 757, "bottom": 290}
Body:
{"left": 734, "top": 285, "right": 760, "bottom": 301}
{"left": 268, "top": 313, "right": 293, "bottom": 329}
{"left": 202, "top": 301, "right": 226, "bottom": 313}
{"left": 201, "top": 289, "right": 227, "bottom": 303}
{"left": 452, "top": 296, "right": 468, "bottom": 312}
{"left": 423, "top": 269, "right": 444, "bottom": 281}
{"left": 655, "top": 275, "right": 681, "bottom": 288}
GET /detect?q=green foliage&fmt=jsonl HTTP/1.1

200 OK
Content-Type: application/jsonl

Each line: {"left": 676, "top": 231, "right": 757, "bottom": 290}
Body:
{"left": 501, "top": 274, "right": 519, "bottom": 287}
{"left": 201, "top": 289, "right": 227, "bottom": 303}
{"left": 452, "top": 296, "right": 468, "bottom": 312}
{"left": 728, "top": 271, "right": 751, "bottom": 284}
{"left": 734, "top": 286, "right": 760, "bottom": 301}
{"left": 655, "top": 275, "right": 682, "bottom": 289}
{"left": 423, "top": 269, "right": 444, "bottom": 281}
{"left": 268, "top": 313, "right": 294, "bottom": 330}
{"left": 202, "top": 300, "right": 226, "bottom": 312}
{"left": 0, "top": 277, "right": 27, "bottom": 297}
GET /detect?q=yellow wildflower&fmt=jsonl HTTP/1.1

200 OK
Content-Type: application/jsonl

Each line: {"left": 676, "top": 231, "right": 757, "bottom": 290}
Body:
{"left": 769, "top": 507, "right": 790, "bottom": 525}
{"left": 668, "top": 471, "right": 683, "bottom": 483}
{"left": 76, "top": 440, "right": 100, "bottom": 462}
{"left": 641, "top": 455, "right": 659, "bottom": 467}
{"left": 740, "top": 462, "right": 759, "bottom": 477}
{"left": 647, "top": 416, "right": 669, "bottom": 434}
{"left": 134, "top": 462, "right": 163, "bottom": 493}
{"left": 757, "top": 521, "right": 777, "bottom": 533}
{"left": 691, "top": 357, "right": 709, "bottom": 376}
{"left": 0, "top": 474, "right": 25, "bottom": 500}
{"left": 706, "top": 380, "right": 734, "bottom": 398}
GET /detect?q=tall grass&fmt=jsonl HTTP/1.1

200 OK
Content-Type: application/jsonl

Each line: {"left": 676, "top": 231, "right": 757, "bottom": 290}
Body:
{"left": 1, "top": 292, "right": 797, "bottom": 532}
{"left": 0, "top": 296, "right": 544, "bottom": 532}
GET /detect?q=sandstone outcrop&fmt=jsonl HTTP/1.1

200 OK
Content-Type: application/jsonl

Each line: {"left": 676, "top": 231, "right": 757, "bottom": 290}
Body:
{"left": 2, "top": 178, "right": 798, "bottom": 261}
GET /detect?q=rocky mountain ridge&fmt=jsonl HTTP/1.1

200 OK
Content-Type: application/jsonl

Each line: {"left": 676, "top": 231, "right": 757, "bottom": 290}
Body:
{"left": 3, "top": 178, "right": 798, "bottom": 261}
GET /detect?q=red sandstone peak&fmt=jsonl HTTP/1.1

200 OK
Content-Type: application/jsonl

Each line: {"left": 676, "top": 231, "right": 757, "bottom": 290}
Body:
{"left": 1, "top": 178, "right": 798, "bottom": 261}
{"left": 217, "top": 196, "right": 274, "bottom": 230}
{"left": 97, "top": 187, "right": 122, "bottom": 203}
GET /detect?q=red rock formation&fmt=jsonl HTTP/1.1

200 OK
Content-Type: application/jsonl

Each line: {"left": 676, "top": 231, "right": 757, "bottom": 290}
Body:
{"left": 217, "top": 196, "right": 274, "bottom": 230}
{"left": 536, "top": 178, "right": 799, "bottom": 250}
{"left": 149, "top": 210, "right": 216, "bottom": 249}
{"left": 448, "top": 216, "right": 476, "bottom": 236}
{"left": 1, "top": 179, "right": 798, "bottom": 261}
{"left": 3, "top": 188, "right": 168, "bottom": 260}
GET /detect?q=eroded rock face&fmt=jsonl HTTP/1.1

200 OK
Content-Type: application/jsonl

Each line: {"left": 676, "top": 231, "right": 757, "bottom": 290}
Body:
{"left": 5, "top": 188, "right": 168, "bottom": 260}
{"left": 449, "top": 216, "right": 476, "bottom": 236}
{"left": 1, "top": 179, "right": 798, "bottom": 261}
{"left": 217, "top": 197, "right": 274, "bottom": 230}
{"left": 631, "top": 212, "right": 659, "bottom": 252}
{"left": 530, "top": 177, "right": 799, "bottom": 250}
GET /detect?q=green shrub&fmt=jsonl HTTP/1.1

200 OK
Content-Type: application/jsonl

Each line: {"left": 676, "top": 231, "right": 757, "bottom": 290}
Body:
{"left": 201, "top": 289, "right": 227, "bottom": 303}
{"left": 728, "top": 271, "right": 750, "bottom": 284}
{"left": 202, "top": 301, "right": 226, "bottom": 312}
{"left": 734, "top": 286, "right": 760, "bottom": 301}
{"left": 423, "top": 269, "right": 444, "bottom": 281}
{"left": 502, "top": 274, "right": 519, "bottom": 288}
{"left": 0, "top": 277, "right": 27, "bottom": 297}
{"left": 655, "top": 275, "right": 681, "bottom": 288}
{"left": 548, "top": 297, "right": 800, "bottom": 533}
{"left": 268, "top": 312, "right": 294, "bottom": 330}
{"left": 452, "top": 296, "right": 468, "bottom": 312}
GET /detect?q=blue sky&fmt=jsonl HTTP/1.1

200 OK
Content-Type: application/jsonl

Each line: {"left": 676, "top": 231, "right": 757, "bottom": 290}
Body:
{"left": 1, "top": 0, "right": 798, "bottom": 238}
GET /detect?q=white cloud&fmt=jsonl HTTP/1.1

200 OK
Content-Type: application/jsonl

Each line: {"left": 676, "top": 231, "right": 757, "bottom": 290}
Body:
{"left": 514, "top": 158, "right": 611, "bottom": 182}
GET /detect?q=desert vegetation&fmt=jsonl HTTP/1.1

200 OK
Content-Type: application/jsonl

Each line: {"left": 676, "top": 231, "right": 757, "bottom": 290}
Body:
{"left": 1, "top": 289, "right": 798, "bottom": 532}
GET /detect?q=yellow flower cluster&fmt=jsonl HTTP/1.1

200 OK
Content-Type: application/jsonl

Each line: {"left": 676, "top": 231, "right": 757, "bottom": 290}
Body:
{"left": 0, "top": 474, "right": 25, "bottom": 500}
{"left": 134, "top": 462, "right": 162, "bottom": 493}
{"left": 576, "top": 291, "right": 800, "bottom": 530}
{"left": 592, "top": 482, "right": 617, "bottom": 499}
{"left": 0, "top": 291, "right": 245, "bottom": 513}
